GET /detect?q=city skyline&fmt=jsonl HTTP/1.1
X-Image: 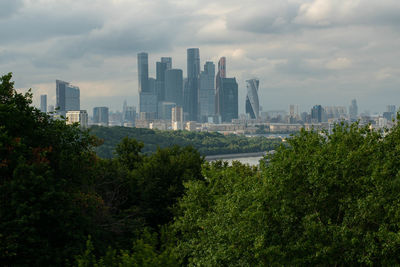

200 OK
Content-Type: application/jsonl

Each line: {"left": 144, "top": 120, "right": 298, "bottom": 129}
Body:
{"left": 2, "top": 0, "right": 400, "bottom": 113}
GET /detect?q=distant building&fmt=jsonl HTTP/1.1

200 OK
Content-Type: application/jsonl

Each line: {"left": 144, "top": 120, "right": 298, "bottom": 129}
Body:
{"left": 40, "top": 94, "right": 47, "bottom": 113}
{"left": 138, "top": 52, "right": 149, "bottom": 93}
{"left": 48, "top": 105, "right": 55, "bottom": 113}
{"left": 165, "top": 69, "right": 183, "bottom": 107}
{"left": 185, "top": 48, "right": 200, "bottom": 121}
{"left": 66, "top": 110, "right": 88, "bottom": 128}
{"left": 199, "top": 61, "right": 216, "bottom": 122}
{"left": 93, "top": 107, "right": 109, "bottom": 126}
{"left": 56, "top": 80, "right": 80, "bottom": 116}
{"left": 311, "top": 105, "right": 324, "bottom": 123}
{"left": 349, "top": 99, "right": 358, "bottom": 121}
{"left": 172, "top": 106, "right": 184, "bottom": 130}
{"left": 158, "top": 101, "right": 176, "bottom": 120}
{"left": 161, "top": 57, "right": 172, "bottom": 69}
{"left": 216, "top": 77, "right": 238, "bottom": 123}
{"left": 245, "top": 79, "right": 260, "bottom": 119}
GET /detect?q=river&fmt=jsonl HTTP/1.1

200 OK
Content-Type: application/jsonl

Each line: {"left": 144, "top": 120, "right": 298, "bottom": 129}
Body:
{"left": 205, "top": 151, "right": 269, "bottom": 166}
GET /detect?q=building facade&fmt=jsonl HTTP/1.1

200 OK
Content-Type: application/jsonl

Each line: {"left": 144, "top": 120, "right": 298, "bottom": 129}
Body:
{"left": 216, "top": 78, "right": 238, "bottom": 123}
{"left": 66, "top": 110, "right": 88, "bottom": 128}
{"left": 199, "top": 61, "right": 215, "bottom": 122}
{"left": 40, "top": 94, "right": 47, "bottom": 113}
{"left": 93, "top": 107, "right": 109, "bottom": 126}
{"left": 245, "top": 79, "right": 260, "bottom": 119}
{"left": 186, "top": 48, "right": 200, "bottom": 121}
{"left": 56, "top": 80, "right": 80, "bottom": 116}
{"left": 165, "top": 69, "right": 183, "bottom": 107}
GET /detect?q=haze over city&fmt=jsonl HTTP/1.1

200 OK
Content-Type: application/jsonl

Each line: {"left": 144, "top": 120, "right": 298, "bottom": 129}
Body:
{"left": 2, "top": 0, "right": 400, "bottom": 113}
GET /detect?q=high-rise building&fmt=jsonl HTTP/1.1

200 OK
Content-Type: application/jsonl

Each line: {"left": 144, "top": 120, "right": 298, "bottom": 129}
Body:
{"left": 349, "top": 99, "right": 358, "bottom": 121}
{"left": 158, "top": 102, "right": 176, "bottom": 120}
{"left": 156, "top": 61, "right": 168, "bottom": 101}
{"left": 66, "top": 110, "right": 88, "bottom": 128}
{"left": 93, "top": 107, "right": 109, "bottom": 126}
{"left": 199, "top": 61, "right": 215, "bottom": 122}
{"left": 215, "top": 57, "right": 226, "bottom": 120}
{"left": 40, "top": 94, "right": 47, "bottom": 113}
{"left": 185, "top": 48, "right": 200, "bottom": 121}
{"left": 161, "top": 57, "right": 172, "bottom": 69}
{"left": 311, "top": 105, "right": 324, "bottom": 123}
{"left": 216, "top": 78, "right": 238, "bottom": 123}
{"left": 245, "top": 79, "right": 260, "bottom": 119}
{"left": 165, "top": 69, "right": 183, "bottom": 107}
{"left": 56, "top": 80, "right": 80, "bottom": 116}
{"left": 137, "top": 52, "right": 149, "bottom": 93}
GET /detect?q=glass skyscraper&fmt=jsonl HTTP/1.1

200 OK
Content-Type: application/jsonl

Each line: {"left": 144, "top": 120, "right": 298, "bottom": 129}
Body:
{"left": 186, "top": 48, "right": 200, "bottom": 121}
{"left": 245, "top": 79, "right": 260, "bottom": 119}
{"left": 199, "top": 61, "right": 215, "bottom": 122}
{"left": 56, "top": 80, "right": 80, "bottom": 116}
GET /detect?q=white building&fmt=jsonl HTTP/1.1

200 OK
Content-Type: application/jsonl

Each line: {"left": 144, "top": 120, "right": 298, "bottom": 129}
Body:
{"left": 66, "top": 110, "right": 88, "bottom": 128}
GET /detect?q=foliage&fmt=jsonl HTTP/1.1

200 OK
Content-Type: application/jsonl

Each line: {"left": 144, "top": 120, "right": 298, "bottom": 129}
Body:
{"left": 171, "top": 122, "right": 400, "bottom": 266}
{"left": 0, "top": 73, "right": 102, "bottom": 266}
{"left": 90, "top": 125, "right": 281, "bottom": 158}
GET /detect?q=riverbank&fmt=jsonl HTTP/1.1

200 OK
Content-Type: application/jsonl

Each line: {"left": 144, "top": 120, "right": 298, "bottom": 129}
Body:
{"left": 205, "top": 151, "right": 267, "bottom": 161}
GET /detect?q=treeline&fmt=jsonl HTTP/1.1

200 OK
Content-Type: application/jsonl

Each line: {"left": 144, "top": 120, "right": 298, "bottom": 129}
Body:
{"left": 2, "top": 73, "right": 400, "bottom": 266}
{"left": 90, "top": 125, "right": 282, "bottom": 158}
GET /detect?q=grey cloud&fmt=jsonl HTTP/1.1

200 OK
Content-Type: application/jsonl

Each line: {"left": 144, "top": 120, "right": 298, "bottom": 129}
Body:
{"left": 0, "top": 0, "right": 23, "bottom": 19}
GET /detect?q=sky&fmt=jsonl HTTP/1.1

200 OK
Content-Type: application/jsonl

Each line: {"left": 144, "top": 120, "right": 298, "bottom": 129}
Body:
{"left": 1, "top": 0, "right": 400, "bottom": 115}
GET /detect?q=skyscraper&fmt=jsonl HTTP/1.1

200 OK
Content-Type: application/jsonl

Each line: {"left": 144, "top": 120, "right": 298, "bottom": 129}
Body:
{"left": 156, "top": 61, "right": 168, "bottom": 102}
{"left": 165, "top": 69, "right": 183, "bottom": 106}
{"left": 93, "top": 107, "right": 109, "bottom": 126}
{"left": 245, "top": 79, "right": 260, "bottom": 119}
{"left": 161, "top": 57, "right": 172, "bottom": 69}
{"left": 186, "top": 48, "right": 200, "bottom": 121}
{"left": 56, "top": 80, "right": 80, "bottom": 116}
{"left": 311, "top": 105, "right": 324, "bottom": 123}
{"left": 40, "top": 94, "right": 47, "bottom": 113}
{"left": 199, "top": 61, "right": 215, "bottom": 122}
{"left": 349, "top": 99, "right": 358, "bottom": 121}
{"left": 215, "top": 57, "right": 226, "bottom": 121}
{"left": 216, "top": 78, "right": 238, "bottom": 123}
{"left": 137, "top": 52, "right": 149, "bottom": 93}
{"left": 138, "top": 52, "right": 157, "bottom": 117}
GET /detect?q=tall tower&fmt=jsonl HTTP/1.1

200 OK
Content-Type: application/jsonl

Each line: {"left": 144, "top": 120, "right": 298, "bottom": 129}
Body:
{"left": 349, "top": 99, "right": 358, "bottom": 121}
{"left": 56, "top": 80, "right": 80, "bottom": 116}
{"left": 186, "top": 48, "right": 200, "bottom": 121}
{"left": 137, "top": 52, "right": 149, "bottom": 93}
{"left": 165, "top": 69, "right": 183, "bottom": 107}
{"left": 199, "top": 61, "right": 215, "bottom": 122}
{"left": 40, "top": 94, "right": 47, "bottom": 113}
{"left": 161, "top": 57, "right": 172, "bottom": 69}
{"left": 245, "top": 79, "right": 260, "bottom": 119}
{"left": 215, "top": 57, "right": 226, "bottom": 121}
{"left": 216, "top": 78, "right": 238, "bottom": 123}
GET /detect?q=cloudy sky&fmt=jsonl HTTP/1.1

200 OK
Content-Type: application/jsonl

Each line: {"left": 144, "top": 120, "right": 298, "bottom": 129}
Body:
{"left": 1, "top": 0, "right": 400, "bottom": 115}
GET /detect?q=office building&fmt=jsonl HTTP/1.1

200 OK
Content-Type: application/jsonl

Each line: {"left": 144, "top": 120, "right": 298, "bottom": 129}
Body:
{"left": 245, "top": 79, "right": 260, "bottom": 119}
{"left": 93, "top": 107, "right": 109, "bottom": 126}
{"left": 66, "top": 110, "right": 88, "bottom": 128}
{"left": 199, "top": 61, "right": 215, "bottom": 122}
{"left": 215, "top": 57, "right": 226, "bottom": 121}
{"left": 56, "top": 80, "right": 80, "bottom": 116}
{"left": 161, "top": 57, "right": 172, "bottom": 69}
{"left": 185, "top": 48, "right": 200, "bottom": 121}
{"left": 216, "top": 78, "right": 238, "bottom": 123}
{"left": 311, "top": 105, "right": 324, "bottom": 123}
{"left": 137, "top": 52, "right": 149, "bottom": 93}
{"left": 40, "top": 94, "right": 47, "bottom": 113}
{"left": 48, "top": 105, "right": 54, "bottom": 113}
{"left": 349, "top": 99, "right": 358, "bottom": 121}
{"left": 156, "top": 61, "right": 168, "bottom": 101}
{"left": 165, "top": 69, "right": 183, "bottom": 107}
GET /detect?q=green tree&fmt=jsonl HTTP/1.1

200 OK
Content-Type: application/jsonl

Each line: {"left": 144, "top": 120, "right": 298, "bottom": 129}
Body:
{"left": 0, "top": 73, "right": 104, "bottom": 265}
